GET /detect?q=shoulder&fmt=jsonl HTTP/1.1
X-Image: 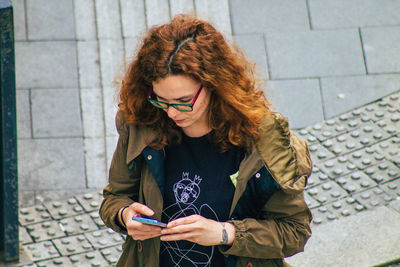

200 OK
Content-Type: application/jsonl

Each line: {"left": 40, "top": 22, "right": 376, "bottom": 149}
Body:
{"left": 255, "top": 112, "right": 312, "bottom": 193}
{"left": 115, "top": 110, "right": 158, "bottom": 162}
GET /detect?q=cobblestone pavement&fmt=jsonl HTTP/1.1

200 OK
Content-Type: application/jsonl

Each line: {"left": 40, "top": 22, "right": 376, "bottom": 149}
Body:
{"left": 4, "top": 90, "right": 399, "bottom": 267}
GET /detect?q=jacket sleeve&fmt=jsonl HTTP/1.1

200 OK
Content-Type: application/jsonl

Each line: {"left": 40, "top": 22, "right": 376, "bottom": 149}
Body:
{"left": 221, "top": 187, "right": 312, "bottom": 258}
{"left": 220, "top": 113, "right": 313, "bottom": 259}
{"left": 99, "top": 111, "right": 141, "bottom": 234}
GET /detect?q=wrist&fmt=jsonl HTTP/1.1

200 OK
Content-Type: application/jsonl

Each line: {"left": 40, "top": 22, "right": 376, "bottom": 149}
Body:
{"left": 119, "top": 206, "right": 129, "bottom": 228}
{"left": 220, "top": 222, "right": 235, "bottom": 246}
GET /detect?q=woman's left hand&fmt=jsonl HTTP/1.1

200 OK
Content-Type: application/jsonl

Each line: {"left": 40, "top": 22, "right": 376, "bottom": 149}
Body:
{"left": 160, "top": 215, "right": 235, "bottom": 246}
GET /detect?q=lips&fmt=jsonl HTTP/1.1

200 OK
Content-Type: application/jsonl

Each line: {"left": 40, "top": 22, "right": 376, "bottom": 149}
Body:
{"left": 174, "top": 119, "right": 185, "bottom": 124}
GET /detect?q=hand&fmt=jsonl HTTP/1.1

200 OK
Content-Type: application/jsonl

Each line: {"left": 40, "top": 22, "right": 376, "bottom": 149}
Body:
{"left": 160, "top": 215, "right": 235, "bottom": 246}
{"left": 120, "top": 203, "right": 162, "bottom": 240}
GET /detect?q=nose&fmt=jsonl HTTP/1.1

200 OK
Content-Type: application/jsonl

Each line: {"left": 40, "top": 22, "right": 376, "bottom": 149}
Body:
{"left": 166, "top": 106, "right": 179, "bottom": 119}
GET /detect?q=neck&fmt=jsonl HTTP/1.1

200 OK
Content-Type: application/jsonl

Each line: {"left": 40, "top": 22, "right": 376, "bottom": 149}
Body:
{"left": 182, "top": 125, "right": 212, "bottom": 138}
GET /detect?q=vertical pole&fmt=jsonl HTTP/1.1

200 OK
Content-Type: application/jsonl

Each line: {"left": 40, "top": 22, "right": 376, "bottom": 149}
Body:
{"left": 0, "top": 0, "right": 19, "bottom": 262}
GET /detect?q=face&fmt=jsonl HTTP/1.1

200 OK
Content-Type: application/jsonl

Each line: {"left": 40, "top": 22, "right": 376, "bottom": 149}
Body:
{"left": 152, "top": 75, "right": 211, "bottom": 137}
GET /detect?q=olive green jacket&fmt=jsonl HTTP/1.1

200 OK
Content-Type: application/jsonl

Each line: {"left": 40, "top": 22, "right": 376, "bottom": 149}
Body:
{"left": 100, "top": 111, "right": 313, "bottom": 267}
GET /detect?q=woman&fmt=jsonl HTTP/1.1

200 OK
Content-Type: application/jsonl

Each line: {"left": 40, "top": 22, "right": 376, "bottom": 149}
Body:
{"left": 100, "top": 14, "right": 312, "bottom": 267}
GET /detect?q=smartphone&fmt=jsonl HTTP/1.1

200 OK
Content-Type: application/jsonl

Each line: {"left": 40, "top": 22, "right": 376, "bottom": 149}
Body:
{"left": 132, "top": 216, "right": 167, "bottom": 228}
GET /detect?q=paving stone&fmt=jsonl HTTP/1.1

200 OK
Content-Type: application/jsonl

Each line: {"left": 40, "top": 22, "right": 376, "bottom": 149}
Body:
{"left": 327, "top": 197, "right": 366, "bottom": 219}
{"left": 95, "top": 0, "right": 122, "bottom": 39}
{"left": 18, "top": 138, "right": 85, "bottom": 190}
{"left": 307, "top": 117, "right": 352, "bottom": 142}
{"left": 77, "top": 41, "right": 101, "bottom": 88}
{"left": 310, "top": 205, "right": 338, "bottom": 225}
{"left": 353, "top": 187, "right": 394, "bottom": 209}
{"left": 307, "top": 181, "right": 348, "bottom": 205}
{"left": 347, "top": 148, "right": 386, "bottom": 170}
{"left": 376, "top": 113, "right": 400, "bottom": 136}
{"left": 170, "top": 0, "right": 195, "bottom": 17}
{"left": 83, "top": 137, "right": 107, "bottom": 188}
{"left": 389, "top": 199, "right": 400, "bottom": 214}
{"left": 355, "top": 99, "right": 395, "bottom": 122}
{"left": 304, "top": 192, "right": 320, "bottom": 209}
{"left": 306, "top": 166, "right": 330, "bottom": 188}
{"left": 268, "top": 79, "right": 324, "bottom": 128}
{"left": 31, "top": 89, "right": 82, "bottom": 138}
{"left": 20, "top": 227, "right": 33, "bottom": 244}
{"left": 120, "top": 0, "right": 146, "bottom": 39}
{"left": 364, "top": 161, "right": 400, "bottom": 184}
{"left": 308, "top": 142, "right": 335, "bottom": 164}
{"left": 335, "top": 171, "right": 377, "bottom": 194}
{"left": 145, "top": 0, "right": 170, "bottom": 28}
{"left": 382, "top": 178, "right": 400, "bottom": 199}
{"left": 383, "top": 91, "right": 400, "bottom": 110}
{"left": 295, "top": 129, "right": 319, "bottom": 144}
{"left": 58, "top": 214, "right": 98, "bottom": 235}
{"left": 234, "top": 34, "right": 269, "bottom": 80}
{"left": 309, "top": 0, "right": 400, "bottom": 29}
{"left": 52, "top": 235, "right": 93, "bottom": 256}
{"left": 75, "top": 192, "right": 103, "bottom": 213}
{"left": 11, "top": 0, "right": 26, "bottom": 41}
{"left": 316, "top": 156, "right": 357, "bottom": 179}
{"left": 25, "top": 221, "right": 65, "bottom": 242}
{"left": 103, "top": 86, "right": 119, "bottom": 137}
{"left": 124, "top": 36, "right": 142, "bottom": 61}
{"left": 195, "top": 0, "right": 232, "bottom": 37}
{"left": 80, "top": 88, "right": 104, "bottom": 138}
{"left": 85, "top": 229, "right": 124, "bottom": 249}
{"left": 73, "top": 0, "right": 97, "bottom": 40}
{"left": 88, "top": 211, "right": 106, "bottom": 229}
{"left": 68, "top": 251, "right": 109, "bottom": 267}
{"left": 362, "top": 27, "right": 400, "bottom": 74}
{"left": 99, "top": 39, "right": 125, "bottom": 89}
{"left": 15, "top": 41, "right": 78, "bottom": 89}
{"left": 19, "top": 190, "right": 35, "bottom": 207}
{"left": 35, "top": 257, "right": 72, "bottom": 267}
{"left": 19, "top": 205, "right": 51, "bottom": 226}
{"left": 16, "top": 89, "right": 31, "bottom": 139}
{"left": 106, "top": 135, "right": 119, "bottom": 172}
{"left": 24, "top": 241, "right": 60, "bottom": 262}
{"left": 43, "top": 198, "right": 84, "bottom": 220}
{"left": 100, "top": 245, "right": 123, "bottom": 265}
{"left": 370, "top": 137, "right": 400, "bottom": 159}
{"left": 266, "top": 30, "right": 365, "bottom": 79}
{"left": 321, "top": 125, "right": 387, "bottom": 156}
{"left": 26, "top": 0, "right": 75, "bottom": 40}
{"left": 286, "top": 206, "right": 400, "bottom": 266}
{"left": 321, "top": 74, "right": 400, "bottom": 118}
{"left": 230, "top": 0, "right": 309, "bottom": 34}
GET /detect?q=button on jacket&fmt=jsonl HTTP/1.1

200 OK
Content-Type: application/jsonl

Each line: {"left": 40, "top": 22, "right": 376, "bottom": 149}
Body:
{"left": 100, "top": 110, "right": 313, "bottom": 267}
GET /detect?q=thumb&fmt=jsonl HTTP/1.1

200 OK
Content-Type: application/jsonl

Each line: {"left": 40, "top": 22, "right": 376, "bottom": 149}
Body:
{"left": 130, "top": 202, "right": 155, "bottom": 217}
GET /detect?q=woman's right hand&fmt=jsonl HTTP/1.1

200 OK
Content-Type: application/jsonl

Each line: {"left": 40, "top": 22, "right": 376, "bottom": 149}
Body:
{"left": 119, "top": 203, "right": 163, "bottom": 240}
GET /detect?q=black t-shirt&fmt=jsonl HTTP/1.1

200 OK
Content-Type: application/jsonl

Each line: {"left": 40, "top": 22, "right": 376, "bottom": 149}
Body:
{"left": 160, "top": 132, "right": 244, "bottom": 267}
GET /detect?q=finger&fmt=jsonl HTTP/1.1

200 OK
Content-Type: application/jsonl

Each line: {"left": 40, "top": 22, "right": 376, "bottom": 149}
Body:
{"left": 160, "top": 232, "right": 195, "bottom": 242}
{"left": 130, "top": 202, "right": 154, "bottom": 217}
{"left": 167, "top": 215, "right": 202, "bottom": 228}
{"left": 161, "top": 222, "right": 197, "bottom": 235}
{"left": 131, "top": 232, "right": 162, "bottom": 241}
{"left": 128, "top": 220, "right": 163, "bottom": 232}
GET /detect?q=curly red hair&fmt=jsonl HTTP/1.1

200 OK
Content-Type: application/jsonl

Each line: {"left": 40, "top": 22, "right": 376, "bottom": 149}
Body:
{"left": 119, "top": 14, "right": 272, "bottom": 151}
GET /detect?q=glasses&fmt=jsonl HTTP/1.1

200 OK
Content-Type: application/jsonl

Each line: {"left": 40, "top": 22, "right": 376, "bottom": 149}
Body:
{"left": 147, "top": 84, "right": 203, "bottom": 112}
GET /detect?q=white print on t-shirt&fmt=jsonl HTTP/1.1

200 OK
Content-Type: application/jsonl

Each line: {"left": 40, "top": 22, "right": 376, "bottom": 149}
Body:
{"left": 162, "top": 172, "right": 219, "bottom": 267}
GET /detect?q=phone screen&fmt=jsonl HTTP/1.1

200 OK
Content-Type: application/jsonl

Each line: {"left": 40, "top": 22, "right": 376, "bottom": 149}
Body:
{"left": 132, "top": 216, "right": 167, "bottom": 228}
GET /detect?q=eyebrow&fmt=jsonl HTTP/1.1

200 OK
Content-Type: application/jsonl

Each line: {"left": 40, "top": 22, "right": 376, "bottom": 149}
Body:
{"left": 154, "top": 92, "right": 194, "bottom": 102}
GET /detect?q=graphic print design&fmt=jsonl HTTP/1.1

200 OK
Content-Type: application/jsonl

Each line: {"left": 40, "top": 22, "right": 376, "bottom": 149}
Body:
{"left": 162, "top": 172, "right": 219, "bottom": 267}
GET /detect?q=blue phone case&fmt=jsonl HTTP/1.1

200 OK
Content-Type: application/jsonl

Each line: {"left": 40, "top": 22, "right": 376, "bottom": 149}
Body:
{"left": 132, "top": 216, "right": 167, "bottom": 228}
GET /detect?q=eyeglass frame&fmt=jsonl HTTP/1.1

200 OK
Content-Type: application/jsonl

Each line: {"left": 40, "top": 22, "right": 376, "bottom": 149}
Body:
{"left": 146, "top": 84, "right": 203, "bottom": 112}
